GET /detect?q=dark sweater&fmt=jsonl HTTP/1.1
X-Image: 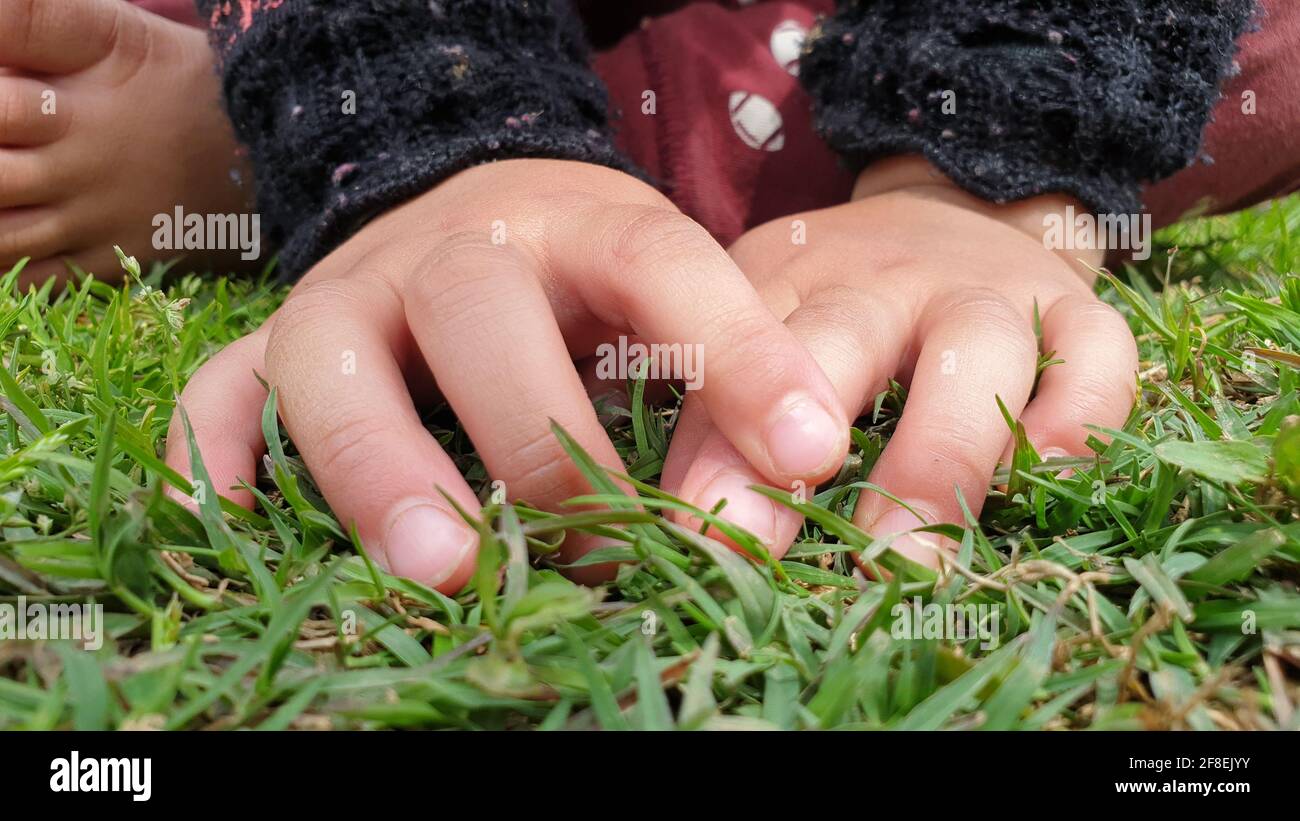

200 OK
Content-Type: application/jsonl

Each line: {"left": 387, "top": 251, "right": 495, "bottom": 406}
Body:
{"left": 198, "top": 0, "right": 638, "bottom": 277}
{"left": 798, "top": 0, "right": 1260, "bottom": 217}
{"left": 198, "top": 0, "right": 1258, "bottom": 278}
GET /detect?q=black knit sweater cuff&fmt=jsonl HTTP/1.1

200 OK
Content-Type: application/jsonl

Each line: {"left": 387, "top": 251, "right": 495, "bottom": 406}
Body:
{"left": 799, "top": 0, "right": 1258, "bottom": 216}
{"left": 202, "top": 0, "right": 638, "bottom": 279}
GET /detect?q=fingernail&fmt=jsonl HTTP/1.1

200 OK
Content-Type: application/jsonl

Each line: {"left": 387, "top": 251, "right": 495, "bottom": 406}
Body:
{"left": 164, "top": 484, "right": 199, "bottom": 513}
{"left": 871, "top": 506, "right": 943, "bottom": 568}
{"left": 695, "top": 470, "right": 778, "bottom": 547}
{"left": 1040, "top": 447, "right": 1074, "bottom": 478}
{"left": 382, "top": 502, "right": 477, "bottom": 588}
{"left": 766, "top": 398, "right": 844, "bottom": 477}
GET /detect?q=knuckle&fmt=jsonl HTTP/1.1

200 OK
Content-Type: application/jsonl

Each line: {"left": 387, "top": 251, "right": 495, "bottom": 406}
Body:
{"left": 416, "top": 231, "right": 500, "bottom": 272}
{"left": 419, "top": 274, "right": 501, "bottom": 331}
{"left": 101, "top": 5, "right": 148, "bottom": 80}
{"left": 950, "top": 289, "right": 1037, "bottom": 357}
{"left": 410, "top": 232, "right": 522, "bottom": 300}
{"left": 800, "top": 285, "right": 880, "bottom": 332}
{"left": 703, "top": 306, "right": 794, "bottom": 375}
{"left": 911, "top": 424, "right": 994, "bottom": 487}
{"left": 307, "top": 411, "right": 395, "bottom": 484}
{"left": 1072, "top": 299, "right": 1130, "bottom": 333}
{"left": 1063, "top": 365, "right": 1138, "bottom": 417}
{"left": 950, "top": 288, "right": 1020, "bottom": 323}
{"left": 492, "top": 425, "right": 582, "bottom": 505}
{"left": 1090, "top": 308, "right": 1141, "bottom": 369}
{"left": 404, "top": 231, "right": 531, "bottom": 308}
{"left": 265, "top": 279, "right": 389, "bottom": 371}
{"left": 273, "top": 281, "right": 358, "bottom": 334}
{"left": 606, "top": 205, "right": 709, "bottom": 276}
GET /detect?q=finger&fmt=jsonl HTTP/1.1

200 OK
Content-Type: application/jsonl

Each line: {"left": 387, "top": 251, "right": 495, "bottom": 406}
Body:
{"left": 854, "top": 291, "right": 1039, "bottom": 569}
{"left": 18, "top": 244, "right": 124, "bottom": 286}
{"left": 0, "top": 0, "right": 125, "bottom": 74}
{"left": 265, "top": 276, "right": 480, "bottom": 593}
{"left": 666, "top": 421, "right": 796, "bottom": 558}
{"left": 402, "top": 235, "right": 626, "bottom": 577}
{"left": 1, "top": 208, "right": 74, "bottom": 274}
{"left": 163, "top": 326, "right": 271, "bottom": 511}
{"left": 667, "top": 288, "right": 908, "bottom": 557}
{"left": 660, "top": 396, "right": 712, "bottom": 496}
{"left": 554, "top": 203, "right": 850, "bottom": 487}
{"left": 12, "top": 253, "right": 71, "bottom": 288}
{"left": 1014, "top": 296, "right": 1138, "bottom": 462}
{"left": 0, "top": 150, "right": 67, "bottom": 209}
{"left": 0, "top": 78, "right": 69, "bottom": 146}
{"left": 160, "top": 245, "right": 408, "bottom": 510}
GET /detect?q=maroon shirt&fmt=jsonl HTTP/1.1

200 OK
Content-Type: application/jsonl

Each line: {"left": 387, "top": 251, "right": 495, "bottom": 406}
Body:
{"left": 141, "top": 0, "right": 1300, "bottom": 242}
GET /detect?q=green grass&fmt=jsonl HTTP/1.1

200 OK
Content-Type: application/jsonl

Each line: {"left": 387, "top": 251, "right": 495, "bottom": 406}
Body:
{"left": 1, "top": 200, "right": 1299, "bottom": 731}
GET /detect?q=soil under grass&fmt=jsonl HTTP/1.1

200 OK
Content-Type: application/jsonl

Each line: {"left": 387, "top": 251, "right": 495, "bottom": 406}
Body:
{"left": 1, "top": 199, "right": 1298, "bottom": 730}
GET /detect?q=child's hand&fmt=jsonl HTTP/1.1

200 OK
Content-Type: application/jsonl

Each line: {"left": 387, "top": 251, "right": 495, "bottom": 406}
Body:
{"left": 164, "top": 159, "right": 849, "bottom": 590}
{"left": 662, "top": 157, "right": 1139, "bottom": 569}
{"left": 0, "top": 0, "right": 251, "bottom": 284}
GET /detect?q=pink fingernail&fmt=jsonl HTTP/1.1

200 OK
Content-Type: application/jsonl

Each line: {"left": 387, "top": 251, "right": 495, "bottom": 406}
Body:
{"left": 765, "top": 398, "right": 843, "bottom": 477}
{"left": 695, "top": 470, "right": 778, "bottom": 546}
{"left": 870, "top": 507, "right": 944, "bottom": 569}
{"left": 164, "top": 484, "right": 200, "bottom": 514}
{"left": 382, "top": 501, "right": 476, "bottom": 588}
{"left": 1040, "top": 447, "right": 1074, "bottom": 478}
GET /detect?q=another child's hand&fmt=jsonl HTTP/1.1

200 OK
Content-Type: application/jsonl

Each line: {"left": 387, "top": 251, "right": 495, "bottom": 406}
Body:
{"left": 164, "top": 159, "right": 848, "bottom": 590}
{"left": 0, "top": 0, "right": 251, "bottom": 284}
{"left": 662, "top": 157, "right": 1139, "bottom": 569}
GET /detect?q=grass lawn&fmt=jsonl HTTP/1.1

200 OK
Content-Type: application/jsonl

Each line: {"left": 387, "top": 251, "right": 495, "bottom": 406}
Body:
{"left": 1, "top": 199, "right": 1299, "bottom": 731}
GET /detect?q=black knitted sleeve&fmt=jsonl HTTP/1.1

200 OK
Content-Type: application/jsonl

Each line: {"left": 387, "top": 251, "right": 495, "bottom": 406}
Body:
{"left": 196, "top": 0, "right": 638, "bottom": 278}
{"left": 798, "top": 0, "right": 1259, "bottom": 216}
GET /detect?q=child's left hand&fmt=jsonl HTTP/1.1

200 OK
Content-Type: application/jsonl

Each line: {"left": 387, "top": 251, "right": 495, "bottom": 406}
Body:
{"left": 661, "top": 156, "right": 1139, "bottom": 569}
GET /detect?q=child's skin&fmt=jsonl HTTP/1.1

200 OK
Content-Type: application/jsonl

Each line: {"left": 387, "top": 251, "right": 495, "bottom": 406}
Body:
{"left": 162, "top": 159, "right": 853, "bottom": 590}
{"left": 1, "top": 0, "right": 1140, "bottom": 589}
{"left": 163, "top": 155, "right": 1137, "bottom": 589}
{"left": 0, "top": 0, "right": 250, "bottom": 286}
{"left": 663, "top": 156, "right": 1138, "bottom": 570}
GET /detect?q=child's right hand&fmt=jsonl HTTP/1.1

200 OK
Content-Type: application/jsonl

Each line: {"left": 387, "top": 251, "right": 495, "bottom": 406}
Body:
{"left": 662, "top": 158, "right": 1139, "bottom": 570}
{"left": 164, "top": 159, "right": 848, "bottom": 591}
